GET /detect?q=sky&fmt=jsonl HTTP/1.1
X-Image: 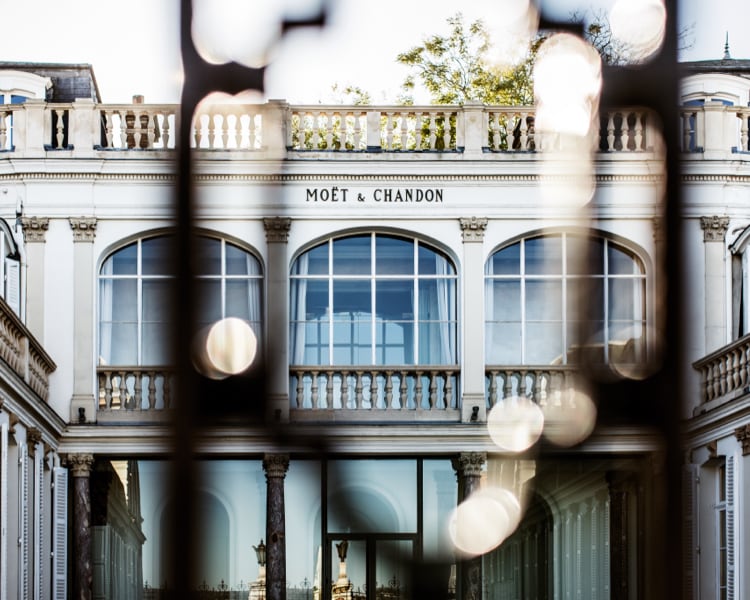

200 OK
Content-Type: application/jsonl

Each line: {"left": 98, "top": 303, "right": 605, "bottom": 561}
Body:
{"left": 2, "top": 0, "right": 750, "bottom": 105}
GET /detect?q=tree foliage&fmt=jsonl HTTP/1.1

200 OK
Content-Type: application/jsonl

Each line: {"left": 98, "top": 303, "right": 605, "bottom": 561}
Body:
{"left": 396, "top": 13, "right": 537, "bottom": 106}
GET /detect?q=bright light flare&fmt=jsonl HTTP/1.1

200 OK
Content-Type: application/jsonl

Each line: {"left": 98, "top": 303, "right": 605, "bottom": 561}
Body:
{"left": 448, "top": 486, "right": 523, "bottom": 556}
{"left": 485, "top": 0, "right": 540, "bottom": 68}
{"left": 542, "top": 387, "right": 597, "bottom": 447}
{"left": 610, "top": 0, "right": 666, "bottom": 64}
{"left": 193, "top": 317, "right": 258, "bottom": 380}
{"left": 487, "top": 396, "right": 544, "bottom": 453}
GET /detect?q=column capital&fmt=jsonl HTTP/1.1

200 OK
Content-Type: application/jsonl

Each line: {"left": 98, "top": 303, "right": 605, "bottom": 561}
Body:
{"left": 26, "top": 427, "right": 42, "bottom": 453}
{"left": 263, "top": 217, "right": 291, "bottom": 243}
{"left": 263, "top": 453, "right": 290, "bottom": 479}
{"left": 20, "top": 216, "right": 50, "bottom": 243}
{"left": 459, "top": 217, "right": 488, "bottom": 242}
{"left": 735, "top": 424, "right": 750, "bottom": 455}
{"left": 66, "top": 453, "right": 94, "bottom": 476}
{"left": 452, "top": 452, "right": 486, "bottom": 478}
{"left": 69, "top": 217, "right": 97, "bottom": 242}
{"left": 700, "top": 215, "right": 730, "bottom": 242}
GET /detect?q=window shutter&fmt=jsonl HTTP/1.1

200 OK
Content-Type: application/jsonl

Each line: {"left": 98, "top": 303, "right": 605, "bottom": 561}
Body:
{"left": 34, "top": 449, "right": 44, "bottom": 600}
{"left": 21, "top": 444, "right": 30, "bottom": 600}
{"left": 4, "top": 257, "right": 20, "bottom": 315}
{"left": 682, "top": 464, "right": 698, "bottom": 600}
{"left": 726, "top": 456, "right": 735, "bottom": 600}
{"left": 52, "top": 467, "right": 68, "bottom": 600}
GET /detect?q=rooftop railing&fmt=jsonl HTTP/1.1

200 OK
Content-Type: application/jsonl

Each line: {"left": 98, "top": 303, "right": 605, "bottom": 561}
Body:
{"left": 0, "top": 99, "right": 671, "bottom": 159}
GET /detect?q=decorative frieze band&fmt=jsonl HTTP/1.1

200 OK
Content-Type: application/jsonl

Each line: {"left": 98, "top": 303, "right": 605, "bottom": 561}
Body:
{"left": 264, "top": 217, "right": 291, "bottom": 243}
{"left": 459, "top": 217, "right": 488, "bottom": 242}
{"left": 700, "top": 215, "right": 730, "bottom": 242}
{"left": 66, "top": 453, "right": 95, "bottom": 477}
{"left": 20, "top": 216, "right": 49, "bottom": 243}
{"left": 263, "top": 454, "right": 290, "bottom": 479}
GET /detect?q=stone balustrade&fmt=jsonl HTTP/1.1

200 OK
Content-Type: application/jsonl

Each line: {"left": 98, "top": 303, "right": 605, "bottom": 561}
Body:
{"left": 0, "top": 99, "right": 683, "bottom": 158}
{"left": 96, "top": 366, "right": 174, "bottom": 420}
{"left": 0, "top": 296, "right": 56, "bottom": 401}
{"left": 485, "top": 365, "right": 579, "bottom": 409}
{"left": 290, "top": 366, "right": 459, "bottom": 419}
{"left": 693, "top": 333, "right": 750, "bottom": 409}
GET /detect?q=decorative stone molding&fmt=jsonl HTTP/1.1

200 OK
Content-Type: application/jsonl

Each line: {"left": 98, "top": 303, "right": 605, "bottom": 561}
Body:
{"left": 459, "top": 217, "right": 488, "bottom": 242}
{"left": 26, "top": 427, "right": 42, "bottom": 453}
{"left": 735, "top": 425, "right": 750, "bottom": 456}
{"left": 700, "top": 215, "right": 730, "bottom": 242}
{"left": 452, "top": 452, "right": 486, "bottom": 478}
{"left": 69, "top": 217, "right": 97, "bottom": 242}
{"left": 263, "top": 453, "right": 290, "bottom": 479}
{"left": 66, "top": 453, "right": 95, "bottom": 477}
{"left": 652, "top": 216, "right": 664, "bottom": 243}
{"left": 20, "top": 216, "right": 49, "bottom": 243}
{"left": 263, "top": 217, "right": 291, "bottom": 243}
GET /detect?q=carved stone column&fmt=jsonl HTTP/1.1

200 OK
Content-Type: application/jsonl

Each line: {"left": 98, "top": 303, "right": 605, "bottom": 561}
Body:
{"left": 459, "top": 218, "right": 488, "bottom": 423}
{"left": 20, "top": 217, "right": 49, "bottom": 342}
{"left": 68, "top": 453, "right": 94, "bottom": 600}
{"left": 452, "top": 452, "right": 486, "bottom": 600}
{"left": 69, "top": 218, "right": 97, "bottom": 423}
{"left": 263, "top": 454, "right": 289, "bottom": 600}
{"left": 700, "top": 215, "right": 729, "bottom": 353}
{"left": 264, "top": 218, "right": 291, "bottom": 422}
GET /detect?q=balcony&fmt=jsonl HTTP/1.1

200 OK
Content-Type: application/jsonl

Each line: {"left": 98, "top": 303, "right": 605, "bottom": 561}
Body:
{"left": 0, "top": 99, "right": 666, "bottom": 160}
{"left": 692, "top": 333, "right": 750, "bottom": 414}
{"left": 0, "top": 296, "right": 56, "bottom": 402}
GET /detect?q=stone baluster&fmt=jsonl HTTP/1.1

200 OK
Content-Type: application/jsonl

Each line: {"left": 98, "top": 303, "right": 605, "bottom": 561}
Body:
{"left": 385, "top": 371, "right": 394, "bottom": 408}
{"left": 0, "top": 110, "right": 7, "bottom": 149}
{"left": 414, "top": 371, "right": 423, "bottom": 408}
{"left": 429, "top": 371, "right": 437, "bottom": 408}
{"left": 428, "top": 112, "right": 438, "bottom": 149}
{"left": 370, "top": 371, "right": 379, "bottom": 408}
{"left": 148, "top": 371, "right": 157, "bottom": 409}
{"left": 295, "top": 372, "right": 304, "bottom": 409}
{"left": 133, "top": 371, "right": 142, "bottom": 409}
{"left": 263, "top": 454, "right": 289, "bottom": 600}
{"left": 310, "top": 371, "right": 319, "bottom": 409}
{"left": 488, "top": 371, "right": 498, "bottom": 407}
{"left": 355, "top": 371, "right": 364, "bottom": 408}
{"left": 633, "top": 112, "right": 643, "bottom": 150}
{"left": 326, "top": 372, "right": 334, "bottom": 408}
{"left": 444, "top": 370, "right": 454, "bottom": 409}
{"left": 103, "top": 373, "right": 112, "bottom": 409}
{"left": 340, "top": 370, "right": 349, "bottom": 409}
{"left": 399, "top": 371, "right": 408, "bottom": 408}
{"left": 352, "top": 112, "right": 362, "bottom": 149}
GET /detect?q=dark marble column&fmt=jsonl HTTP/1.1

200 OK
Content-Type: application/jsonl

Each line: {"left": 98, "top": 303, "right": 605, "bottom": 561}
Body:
{"left": 263, "top": 454, "right": 289, "bottom": 600}
{"left": 607, "top": 471, "right": 632, "bottom": 600}
{"left": 452, "top": 452, "right": 486, "bottom": 600}
{"left": 68, "top": 453, "right": 94, "bottom": 600}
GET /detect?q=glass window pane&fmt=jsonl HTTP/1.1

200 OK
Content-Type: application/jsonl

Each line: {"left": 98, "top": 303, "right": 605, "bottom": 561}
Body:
{"left": 376, "top": 321, "right": 413, "bottom": 364}
{"left": 419, "top": 280, "right": 455, "bottom": 321}
{"left": 419, "top": 245, "right": 455, "bottom": 275}
{"left": 195, "top": 279, "right": 222, "bottom": 324}
{"left": 609, "top": 279, "right": 643, "bottom": 320}
{"left": 141, "top": 237, "right": 172, "bottom": 275}
{"left": 423, "top": 460, "right": 458, "bottom": 561}
{"left": 100, "top": 279, "right": 138, "bottom": 321}
{"left": 285, "top": 461, "right": 321, "bottom": 590}
{"left": 333, "top": 321, "right": 371, "bottom": 364}
{"left": 226, "top": 243, "right": 260, "bottom": 275}
{"left": 102, "top": 242, "right": 137, "bottom": 275}
{"left": 489, "top": 242, "right": 521, "bottom": 275}
{"left": 525, "top": 322, "right": 563, "bottom": 364}
{"left": 377, "top": 280, "right": 414, "bottom": 320}
{"left": 296, "top": 279, "right": 328, "bottom": 320}
{"left": 226, "top": 280, "right": 251, "bottom": 320}
{"left": 486, "top": 322, "right": 521, "bottom": 364}
{"left": 526, "top": 281, "right": 562, "bottom": 321}
{"left": 333, "top": 236, "right": 371, "bottom": 274}
{"left": 327, "top": 460, "right": 417, "bottom": 533}
{"left": 567, "top": 236, "right": 604, "bottom": 275}
{"left": 302, "top": 321, "right": 329, "bottom": 364}
{"left": 194, "top": 237, "right": 222, "bottom": 275}
{"left": 142, "top": 322, "right": 170, "bottom": 364}
{"left": 333, "top": 280, "right": 371, "bottom": 317}
{"left": 418, "top": 322, "right": 455, "bottom": 364}
{"left": 525, "top": 236, "right": 562, "bottom": 275}
{"left": 99, "top": 322, "right": 137, "bottom": 365}
{"left": 608, "top": 322, "right": 644, "bottom": 362}
{"left": 376, "top": 236, "right": 414, "bottom": 274}
{"left": 295, "top": 243, "right": 329, "bottom": 275}
{"left": 143, "top": 280, "right": 171, "bottom": 322}
{"left": 376, "top": 540, "right": 413, "bottom": 595}
{"left": 489, "top": 280, "right": 520, "bottom": 322}
{"left": 608, "top": 244, "right": 641, "bottom": 275}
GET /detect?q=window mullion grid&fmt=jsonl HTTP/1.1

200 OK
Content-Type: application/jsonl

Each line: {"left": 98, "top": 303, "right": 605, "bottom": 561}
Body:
{"left": 220, "top": 239, "right": 226, "bottom": 320}
{"left": 520, "top": 240, "right": 526, "bottom": 365}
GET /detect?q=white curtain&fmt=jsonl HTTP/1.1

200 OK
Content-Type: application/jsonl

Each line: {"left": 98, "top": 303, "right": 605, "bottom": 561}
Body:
{"left": 290, "top": 254, "right": 309, "bottom": 364}
{"left": 435, "top": 256, "right": 455, "bottom": 364}
{"left": 99, "top": 258, "right": 115, "bottom": 365}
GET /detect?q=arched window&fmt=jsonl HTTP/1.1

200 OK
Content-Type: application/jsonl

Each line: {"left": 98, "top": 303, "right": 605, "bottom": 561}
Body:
{"left": 0, "top": 220, "right": 21, "bottom": 315}
{"left": 485, "top": 233, "right": 646, "bottom": 365}
{"left": 99, "top": 235, "right": 262, "bottom": 366}
{"left": 290, "top": 233, "right": 457, "bottom": 366}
